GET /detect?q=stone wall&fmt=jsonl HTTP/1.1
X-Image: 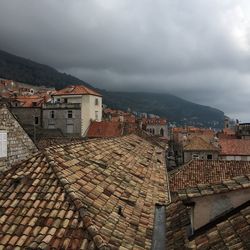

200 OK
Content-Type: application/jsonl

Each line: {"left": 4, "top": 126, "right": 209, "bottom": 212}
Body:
{"left": 43, "top": 107, "right": 81, "bottom": 136}
{"left": 0, "top": 105, "right": 38, "bottom": 172}
{"left": 183, "top": 150, "right": 219, "bottom": 163}
{"left": 10, "top": 107, "right": 42, "bottom": 126}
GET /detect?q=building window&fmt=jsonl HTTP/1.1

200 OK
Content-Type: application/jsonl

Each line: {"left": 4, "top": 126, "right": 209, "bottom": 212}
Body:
{"left": 64, "top": 98, "right": 68, "bottom": 103}
{"left": 207, "top": 154, "right": 213, "bottom": 160}
{"left": 95, "top": 98, "right": 99, "bottom": 106}
{"left": 0, "top": 131, "right": 7, "bottom": 158}
{"left": 160, "top": 128, "right": 164, "bottom": 136}
{"left": 95, "top": 111, "right": 98, "bottom": 120}
{"left": 67, "top": 124, "right": 74, "bottom": 134}
{"left": 68, "top": 110, "right": 73, "bottom": 119}
{"left": 34, "top": 116, "right": 39, "bottom": 125}
{"left": 32, "top": 102, "right": 37, "bottom": 107}
{"left": 50, "top": 110, "right": 55, "bottom": 119}
{"left": 192, "top": 154, "right": 199, "bottom": 160}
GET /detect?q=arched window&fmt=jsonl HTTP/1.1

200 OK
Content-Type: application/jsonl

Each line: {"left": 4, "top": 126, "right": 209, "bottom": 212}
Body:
{"left": 160, "top": 128, "right": 164, "bottom": 136}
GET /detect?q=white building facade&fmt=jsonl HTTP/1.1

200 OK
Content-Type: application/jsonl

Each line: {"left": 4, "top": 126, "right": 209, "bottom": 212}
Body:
{"left": 50, "top": 85, "right": 102, "bottom": 137}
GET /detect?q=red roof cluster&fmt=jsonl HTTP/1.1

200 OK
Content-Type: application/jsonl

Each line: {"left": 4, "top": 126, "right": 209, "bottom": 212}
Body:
{"left": 87, "top": 121, "right": 123, "bottom": 138}
{"left": 170, "top": 160, "right": 250, "bottom": 192}
{"left": 13, "top": 95, "right": 46, "bottom": 107}
{"left": 52, "top": 85, "right": 101, "bottom": 97}
{"left": 219, "top": 139, "right": 250, "bottom": 156}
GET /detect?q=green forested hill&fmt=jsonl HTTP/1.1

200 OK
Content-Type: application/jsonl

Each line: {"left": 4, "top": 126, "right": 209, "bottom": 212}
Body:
{"left": 0, "top": 50, "right": 91, "bottom": 88}
{"left": 0, "top": 49, "right": 224, "bottom": 128}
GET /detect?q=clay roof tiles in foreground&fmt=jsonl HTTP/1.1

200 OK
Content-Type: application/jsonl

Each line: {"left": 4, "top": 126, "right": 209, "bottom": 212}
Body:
{"left": 52, "top": 85, "right": 102, "bottom": 97}
{"left": 170, "top": 160, "right": 250, "bottom": 192}
{"left": 0, "top": 134, "right": 169, "bottom": 249}
{"left": 0, "top": 153, "right": 101, "bottom": 249}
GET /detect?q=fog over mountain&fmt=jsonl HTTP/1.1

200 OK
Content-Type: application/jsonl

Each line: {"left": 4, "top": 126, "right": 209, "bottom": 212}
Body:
{"left": 1, "top": 1, "right": 250, "bottom": 121}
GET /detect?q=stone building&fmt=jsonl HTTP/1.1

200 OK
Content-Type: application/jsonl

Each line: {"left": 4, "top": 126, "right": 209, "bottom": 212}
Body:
{"left": 168, "top": 160, "right": 250, "bottom": 249}
{"left": 0, "top": 104, "right": 37, "bottom": 171}
{"left": 50, "top": 85, "right": 102, "bottom": 136}
{"left": 236, "top": 123, "right": 250, "bottom": 139}
{"left": 183, "top": 136, "right": 219, "bottom": 163}
{"left": 43, "top": 103, "right": 81, "bottom": 135}
{"left": 141, "top": 117, "right": 168, "bottom": 138}
{"left": 9, "top": 95, "right": 45, "bottom": 127}
{"left": 10, "top": 106, "right": 42, "bottom": 127}
{"left": 219, "top": 138, "right": 250, "bottom": 161}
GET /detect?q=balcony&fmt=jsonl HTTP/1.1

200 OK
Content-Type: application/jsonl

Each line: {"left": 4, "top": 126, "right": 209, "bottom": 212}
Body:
{"left": 43, "top": 103, "right": 81, "bottom": 109}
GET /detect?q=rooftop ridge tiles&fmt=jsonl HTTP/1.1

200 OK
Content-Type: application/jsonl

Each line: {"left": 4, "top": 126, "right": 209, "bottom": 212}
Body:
{"left": 44, "top": 150, "right": 111, "bottom": 250}
{"left": 45, "top": 135, "right": 134, "bottom": 151}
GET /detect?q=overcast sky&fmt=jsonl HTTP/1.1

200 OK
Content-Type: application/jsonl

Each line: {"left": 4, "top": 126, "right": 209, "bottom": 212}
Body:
{"left": 1, "top": 0, "right": 250, "bottom": 121}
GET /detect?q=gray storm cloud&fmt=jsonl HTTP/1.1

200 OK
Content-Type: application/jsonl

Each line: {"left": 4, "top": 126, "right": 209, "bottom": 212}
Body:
{"left": 0, "top": 0, "right": 250, "bottom": 121}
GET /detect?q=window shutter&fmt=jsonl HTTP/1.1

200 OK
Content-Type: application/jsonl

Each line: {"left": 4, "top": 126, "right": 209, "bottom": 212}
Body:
{"left": 0, "top": 131, "right": 7, "bottom": 158}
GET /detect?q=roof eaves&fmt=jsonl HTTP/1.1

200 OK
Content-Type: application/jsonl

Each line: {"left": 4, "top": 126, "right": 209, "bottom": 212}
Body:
{"left": 176, "top": 175, "right": 250, "bottom": 200}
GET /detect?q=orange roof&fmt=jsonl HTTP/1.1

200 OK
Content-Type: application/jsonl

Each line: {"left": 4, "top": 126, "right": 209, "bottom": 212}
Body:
{"left": 53, "top": 85, "right": 101, "bottom": 97}
{"left": 220, "top": 139, "right": 250, "bottom": 156}
{"left": 184, "top": 136, "right": 219, "bottom": 151}
{"left": 223, "top": 128, "right": 236, "bottom": 135}
{"left": 170, "top": 160, "right": 250, "bottom": 192}
{"left": 142, "top": 118, "right": 167, "bottom": 125}
{"left": 87, "top": 121, "right": 122, "bottom": 138}
{"left": 14, "top": 95, "right": 45, "bottom": 107}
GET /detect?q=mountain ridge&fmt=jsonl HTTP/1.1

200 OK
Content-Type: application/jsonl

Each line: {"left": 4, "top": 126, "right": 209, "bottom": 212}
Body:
{"left": 0, "top": 49, "right": 224, "bottom": 128}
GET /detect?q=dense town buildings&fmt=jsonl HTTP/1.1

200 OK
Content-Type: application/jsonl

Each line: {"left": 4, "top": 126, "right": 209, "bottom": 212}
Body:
{"left": 0, "top": 80, "right": 250, "bottom": 248}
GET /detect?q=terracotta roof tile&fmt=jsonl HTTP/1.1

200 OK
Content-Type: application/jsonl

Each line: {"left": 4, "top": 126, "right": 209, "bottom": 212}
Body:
{"left": 184, "top": 136, "right": 218, "bottom": 151}
{"left": 170, "top": 160, "right": 250, "bottom": 192}
{"left": 14, "top": 95, "right": 45, "bottom": 107}
{"left": 142, "top": 118, "right": 167, "bottom": 125}
{"left": 0, "top": 134, "right": 169, "bottom": 249}
{"left": 0, "top": 153, "right": 101, "bottom": 249}
{"left": 53, "top": 85, "right": 101, "bottom": 97}
{"left": 87, "top": 121, "right": 123, "bottom": 138}
{"left": 45, "top": 134, "right": 169, "bottom": 249}
{"left": 219, "top": 139, "right": 250, "bottom": 156}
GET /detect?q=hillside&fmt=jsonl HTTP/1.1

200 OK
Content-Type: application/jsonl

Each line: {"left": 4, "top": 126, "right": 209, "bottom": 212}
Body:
{"left": 102, "top": 91, "right": 224, "bottom": 128}
{"left": 0, "top": 50, "right": 91, "bottom": 89}
{"left": 0, "top": 49, "right": 224, "bottom": 128}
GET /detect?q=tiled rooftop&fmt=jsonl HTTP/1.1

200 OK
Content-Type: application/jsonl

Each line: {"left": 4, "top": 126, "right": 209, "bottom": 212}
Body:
{"left": 0, "top": 153, "right": 102, "bottom": 249}
{"left": 87, "top": 121, "right": 123, "bottom": 138}
{"left": 183, "top": 136, "right": 218, "bottom": 151}
{"left": 219, "top": 139, "right": 250, "bottom": 156}
{"left": 142, "top": 118, "right": 167, "bottom": 125}
{"left": 177, "top": 174, "right": 250, "bottom": 200}
{"left": 0, "top": 134, "right": 169, "bottom": 249}
{"left": 14, "top": 95, "right": 45, "bottom": 107}
{"left": 52, "top": 85, "right": 101, "bottom": 97}
{"left": 170, "top": 160, "right": 250, "bottom": 192}
{"left": 166, "top": 199, "right": 190, "bottom": 249}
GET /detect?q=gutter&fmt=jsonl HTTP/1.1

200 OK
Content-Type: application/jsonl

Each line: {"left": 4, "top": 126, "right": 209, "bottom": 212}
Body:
{"left": 152, "top": 204, "right": 166, "bottom": 250}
